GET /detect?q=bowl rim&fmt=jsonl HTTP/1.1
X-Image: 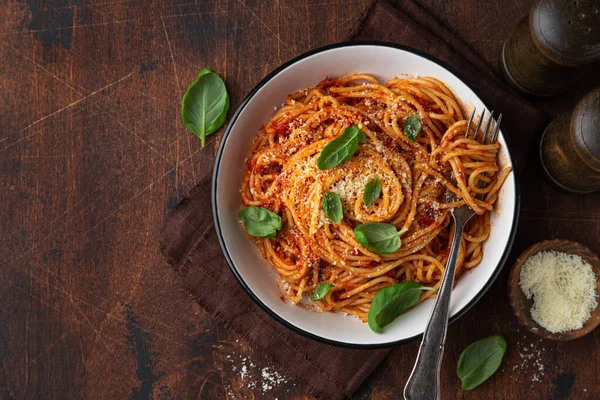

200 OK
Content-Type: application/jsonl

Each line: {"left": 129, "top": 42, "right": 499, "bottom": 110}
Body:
{"left": 211, "top": 40, "right": 521, "bottom": 348}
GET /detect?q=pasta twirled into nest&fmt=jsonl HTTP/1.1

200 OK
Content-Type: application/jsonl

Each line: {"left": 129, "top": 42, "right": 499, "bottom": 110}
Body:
{"left": 240, "top": 74, "right": 511, "bottom": 321}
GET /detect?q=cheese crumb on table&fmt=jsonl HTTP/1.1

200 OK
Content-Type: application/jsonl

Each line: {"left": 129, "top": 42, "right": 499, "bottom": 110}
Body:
{"left": 519, "top": 250, "right": 598, "bottom": 333}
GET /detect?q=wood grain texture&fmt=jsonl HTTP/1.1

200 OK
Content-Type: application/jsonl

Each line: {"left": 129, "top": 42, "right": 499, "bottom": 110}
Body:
{"left": 1, "top": 0, "right": 599, "bottom": 399}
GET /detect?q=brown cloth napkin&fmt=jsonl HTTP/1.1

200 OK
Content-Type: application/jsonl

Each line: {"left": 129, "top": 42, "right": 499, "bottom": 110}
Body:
{"left": 160, "top": 1, "right": 547, "bottom": 399}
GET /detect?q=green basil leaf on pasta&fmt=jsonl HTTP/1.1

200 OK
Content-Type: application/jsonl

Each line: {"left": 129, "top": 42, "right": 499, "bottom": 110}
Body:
{"left": 322, "top": 192, "right": 343, "bottom": 223}
{"left": 181, "top": 68, "right": 230, "bottom": 146}
{"left": 311, "top": 282, "right": 334, "bottom": 301}
{"left": 237, "top": 206, "right": 282, "bottom": 238}
{"left": 354, "top": 222, "right": 402, "bottom": 254}
{"left": 368, "top": 282, "right": 435, "bottom": 332}
{"left": 457, "top": 335, "right": 507, "bottom": 390}
{"left": 403, "top": 114, "right": 422, "bottom": 142}
{"left": 358, "top": 130, "right": 367, "bottom": 143}
{"left": 317, "top": 124, "right": 364, "bottom": 170}
{"left": 363, "top": 177, "right": 382, "bottom": 207}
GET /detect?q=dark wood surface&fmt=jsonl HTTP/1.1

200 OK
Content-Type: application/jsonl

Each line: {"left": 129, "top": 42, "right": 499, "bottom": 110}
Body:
{"left": 2, "top": 0, "right": 599, "bottom": 399}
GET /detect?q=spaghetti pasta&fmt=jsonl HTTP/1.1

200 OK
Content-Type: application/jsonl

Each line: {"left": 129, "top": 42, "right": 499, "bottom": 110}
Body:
{"left": 240, "top": 74, "right": 511, "bottom": 322}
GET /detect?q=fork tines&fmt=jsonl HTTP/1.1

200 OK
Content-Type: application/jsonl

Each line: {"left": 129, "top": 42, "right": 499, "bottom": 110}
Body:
{"left": 465, "top": 109, "right": 502, "bottom": 145}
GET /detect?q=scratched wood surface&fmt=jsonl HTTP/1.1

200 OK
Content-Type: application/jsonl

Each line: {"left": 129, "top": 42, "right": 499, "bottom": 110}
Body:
{"left": 1, "top": 0, "right": 599, "bottom": 399}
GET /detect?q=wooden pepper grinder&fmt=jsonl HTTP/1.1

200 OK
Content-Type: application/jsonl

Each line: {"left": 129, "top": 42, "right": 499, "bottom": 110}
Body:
{"left": 501, "top": 0, "right": 600, "bottom": 97}
{"left": 540, "top": 87, "right": 600, "bottom": 193}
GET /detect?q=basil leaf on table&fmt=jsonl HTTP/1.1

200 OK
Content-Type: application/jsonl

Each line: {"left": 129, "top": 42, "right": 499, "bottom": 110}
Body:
{"left": 322, "top": 192, "right": 343, "bottom": 223}
{"left": 181, "top": 68, "right": 230, "bottom": 146}
{"left": 354, "top": 222, "right": 403, "bottom": 254}
{"left": 457, "top": 335, "right": 507, "bottom": 390}
{"left": 368, "top": 282, "right": 435, "bottom": 332}
{"left": 363, "top": 177, "right": 382, "bottom": 207}
{"left": 311, "top": 282, "right": 334, "bottom": 301}
{"left": 403, "top": 114, "right": 422, "bottom": 142}
{"left": 317, "top": 124, "right": 364, "bottom": 170}
{"left": 237, "top": 206, "right": 282, "bottom": 238}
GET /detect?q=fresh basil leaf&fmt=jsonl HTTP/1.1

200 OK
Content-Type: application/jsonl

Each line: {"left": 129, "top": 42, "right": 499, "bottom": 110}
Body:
{"left": 181, "top": 68, "right": 230, "bottom": 146}
{"left": 404, "top": 114, "right": 422, "bottom": 142}
{"left": 354, "top": 222, "right": 402, "bottom": 254}
{"left": 363, "top": 177, "right": 382, "bottom": 207}
{"left": 237, "top": 206, "right": 282, "bottom": 238}
{"left": 368, "top": 282, "right": 435, "bottom": 332}
{"left": 358, "top": 130, "right": 367, "bottom": 143}
{"left": 457, "top": 335, "right": 507, "bottom": 390}
{"left": 317, "top": 124, "right": 364, "bottom": 170}
{"left": 322, "top": 192, "right": 343, "bottom": 224}
{"left": 311, "top": 282, "right": 334, "bottom": 301}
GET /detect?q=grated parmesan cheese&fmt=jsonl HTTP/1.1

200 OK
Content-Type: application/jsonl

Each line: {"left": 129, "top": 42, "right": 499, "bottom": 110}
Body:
{"left": 330, "top": 174, "right": 370, "bottom": 201}
{"left": 519, "top": 250, "right": 598, "bottom": 333}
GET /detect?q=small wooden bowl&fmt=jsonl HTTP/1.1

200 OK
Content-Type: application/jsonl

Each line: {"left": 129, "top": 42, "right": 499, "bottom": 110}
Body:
{"left": 508, "top": 239, "right": 600, "bottom": 341}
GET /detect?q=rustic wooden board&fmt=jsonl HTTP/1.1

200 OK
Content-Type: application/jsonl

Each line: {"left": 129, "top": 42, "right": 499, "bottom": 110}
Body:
{"left": 1, "top": 0, "right": 599, "bottom": 399}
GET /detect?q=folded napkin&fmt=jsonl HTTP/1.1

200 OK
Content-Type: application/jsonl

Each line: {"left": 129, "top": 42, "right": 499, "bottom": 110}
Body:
{"left": 160, "top": 1, "right": 547, "bottom": 399}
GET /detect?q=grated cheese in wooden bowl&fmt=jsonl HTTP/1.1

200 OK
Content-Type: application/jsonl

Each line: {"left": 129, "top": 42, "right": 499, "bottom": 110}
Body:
{"left": 519, "top": 251, "right": 598, "bottom": 333}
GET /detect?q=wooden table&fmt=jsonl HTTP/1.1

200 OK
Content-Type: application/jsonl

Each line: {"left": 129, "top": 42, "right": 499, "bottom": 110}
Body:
{"left": 2, "top": 0, "right": 599, "bottom": 398}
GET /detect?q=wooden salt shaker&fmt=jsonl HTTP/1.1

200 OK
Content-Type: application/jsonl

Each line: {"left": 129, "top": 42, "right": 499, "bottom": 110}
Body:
{"left": 501, "top": 0, "right": 600, "bottom": 97}
{"left": 540, "top": 87, "right": 600, "bottom": 193}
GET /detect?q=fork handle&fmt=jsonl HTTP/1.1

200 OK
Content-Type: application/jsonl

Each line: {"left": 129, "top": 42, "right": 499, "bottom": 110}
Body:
{"left": 403, "top": 221, "right": 465, "bottom": 400}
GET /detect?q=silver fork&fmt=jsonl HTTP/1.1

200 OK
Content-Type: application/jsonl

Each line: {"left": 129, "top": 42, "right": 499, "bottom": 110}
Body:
{"left": 403, "top": 109, "right": 502, "bottom": 400}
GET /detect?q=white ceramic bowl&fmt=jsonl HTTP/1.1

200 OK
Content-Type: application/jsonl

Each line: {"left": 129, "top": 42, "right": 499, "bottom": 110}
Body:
{"left": 212, "top": 42, "right": 519, "bottom": 348}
